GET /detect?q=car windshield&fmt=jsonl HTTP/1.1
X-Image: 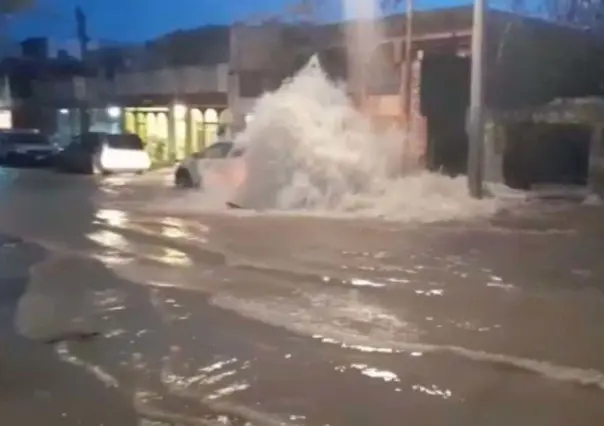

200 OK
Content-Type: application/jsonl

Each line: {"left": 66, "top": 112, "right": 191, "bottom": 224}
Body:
{"left": 196, "top": 142, "right": 234, "bottom": 159}
{"left": 4, "top": 132, "right": 49, "bottom": 145}
{"left": 229, "top": 145, "right": 246, "bottom": 158}
{"left": 106, "top": 134, "right": 144, "bottom": 150}
{"left": 69, "top": 133, "right": 102, "bottom": 152}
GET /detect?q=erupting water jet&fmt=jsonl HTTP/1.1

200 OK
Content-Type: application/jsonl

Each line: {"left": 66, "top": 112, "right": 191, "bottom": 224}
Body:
{"left": 225, "top": 53, "right": 498, "bottom": 222}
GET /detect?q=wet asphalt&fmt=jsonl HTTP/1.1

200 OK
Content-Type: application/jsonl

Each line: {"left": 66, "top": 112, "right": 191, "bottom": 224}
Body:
{"left": 1, "top": 167, "right": 604, "bottom": 425}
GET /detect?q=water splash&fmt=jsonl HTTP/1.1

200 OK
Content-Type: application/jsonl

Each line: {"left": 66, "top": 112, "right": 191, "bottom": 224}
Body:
{"left": 342, "top": 0, "right": 385, "bottom": 89}
{"left": 229, "top": 56, "right": 499, "bottom": 222}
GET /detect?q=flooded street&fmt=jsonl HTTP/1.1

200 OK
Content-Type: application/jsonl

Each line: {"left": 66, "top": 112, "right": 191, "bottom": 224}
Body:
{"left": 1, "top": 169, "right": 604, "bottom": 425}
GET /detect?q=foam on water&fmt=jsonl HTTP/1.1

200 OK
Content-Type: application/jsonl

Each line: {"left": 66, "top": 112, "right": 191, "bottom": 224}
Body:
{"left": 227, "top": 57, "right": 499, "bottom": 222}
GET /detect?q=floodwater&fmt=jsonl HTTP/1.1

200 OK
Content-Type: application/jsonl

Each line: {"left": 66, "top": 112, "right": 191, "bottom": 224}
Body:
{"left": 1, "top": 168, "right": 604, "bottom": 425}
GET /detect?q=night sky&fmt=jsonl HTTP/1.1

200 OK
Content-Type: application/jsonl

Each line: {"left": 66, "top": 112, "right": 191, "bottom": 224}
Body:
{"left": 9, "top": 0, "right": 478, "bottom": 45}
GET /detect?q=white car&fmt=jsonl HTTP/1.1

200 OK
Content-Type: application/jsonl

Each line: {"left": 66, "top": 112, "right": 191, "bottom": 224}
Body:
{"left": 56, "top": 132, "right": 151, "bottom": 175}
{"left": 174, "top": 141, "right": 246, "bottom": 189}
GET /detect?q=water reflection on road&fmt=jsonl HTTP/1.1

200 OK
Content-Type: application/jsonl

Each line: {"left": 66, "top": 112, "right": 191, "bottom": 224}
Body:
{"left": 2, "top": 169, "right": 604, "bottom": 425}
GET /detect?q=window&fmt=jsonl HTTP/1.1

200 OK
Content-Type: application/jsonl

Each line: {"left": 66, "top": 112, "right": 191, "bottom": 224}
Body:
{"left": 229, "top": 146, "right": 246, "bottom": 158}
{"left": 200, "top": 142, "right": 233, "bottom": 159}
{"left": 106, "top": 133, "right": 144, "bottom": 150}
{"left": 217, "top": 142, "right": 235, "bottom": 157}
{"left": 5, "top": 132, "right": 49, "bottom": 145}
{"left": 80, "top": 133, "right": 103, "bottom": 152}
{"left": 62, "top": 133, "right": 100, "bottom": 153}
{"left": 201, "top": 145, "right": 224, "bottom": 159}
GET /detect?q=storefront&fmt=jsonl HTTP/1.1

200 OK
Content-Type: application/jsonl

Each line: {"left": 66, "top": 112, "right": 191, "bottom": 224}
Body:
{"left": 124, "top": 102, "right": 232, "bottom": 165}
{"left": 53, "top": 92, "right": 230, "bottom": 166}
{"left": 124, "top": 106, "right": 170, "bottom": 163}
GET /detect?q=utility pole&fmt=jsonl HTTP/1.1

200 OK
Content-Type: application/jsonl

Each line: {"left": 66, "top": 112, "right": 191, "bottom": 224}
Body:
{"left": 402, "top": 0, "right": 413, "bottom": 170}
{"left": 75, "top": 6, "right": 90, "bottom": 135}
{"left": 467, "top": 0, "right": 486, "bottom": 198}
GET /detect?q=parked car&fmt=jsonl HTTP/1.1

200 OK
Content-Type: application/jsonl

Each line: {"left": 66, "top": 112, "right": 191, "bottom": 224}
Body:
{"left": 55, "top": 132, "right": 151, "bottom": 175}
{"left": 174, "top": 141, "right": 246, "bottom": 189}
{"left": 0, "top": 129, "right": 55, "bottom": 167}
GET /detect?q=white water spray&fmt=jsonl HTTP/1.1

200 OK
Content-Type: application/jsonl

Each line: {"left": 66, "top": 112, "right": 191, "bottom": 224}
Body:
{"left": 229, "top": 56, "right": 499, "bottom": 222}
{"left": 341, "top": 0, "right": 384, "bottom": 90}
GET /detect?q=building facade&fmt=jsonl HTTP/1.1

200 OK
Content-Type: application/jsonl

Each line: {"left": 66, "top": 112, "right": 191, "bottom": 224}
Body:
{"left": 36, "top": 28, "right": 231, "bottom": 165}
{"left": 24, "top": 7, "right": 604, "bottom": 181}
{"left": 228, "top": 6, "right": 604, "bottom": 184}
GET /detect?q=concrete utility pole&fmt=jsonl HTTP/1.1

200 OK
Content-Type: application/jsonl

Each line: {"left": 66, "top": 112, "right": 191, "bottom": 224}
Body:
{"left": 402, "top": 0, "right": 413, "bottom": 145}
{"left": 381, "top": 0, "right": 413, "bottom": 171}
{"left": 75, "top": 6, "right": 90, "bottom": 135}
{"left": 467, "top": 0, "right": 486, "bottom": 198}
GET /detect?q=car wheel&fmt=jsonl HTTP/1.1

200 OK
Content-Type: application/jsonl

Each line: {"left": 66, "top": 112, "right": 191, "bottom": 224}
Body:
{"left": 89, "top": 159, "right": 99, "bottom": 175}
{"left": 175, "top": 169, "right": 194, "bottom": 188}
{"left": 92, "top": 162, "right": 111, "bottom": 176}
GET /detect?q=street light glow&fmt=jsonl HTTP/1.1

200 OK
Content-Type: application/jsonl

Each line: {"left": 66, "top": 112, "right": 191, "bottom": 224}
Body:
{"left": 107, "top": 106, "right": 121, "bottom": 118}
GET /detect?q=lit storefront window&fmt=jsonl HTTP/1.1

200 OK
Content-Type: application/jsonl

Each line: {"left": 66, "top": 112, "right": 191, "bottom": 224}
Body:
{"left": 154, "top": 112, "right": 169, "bottom": 162}
{"left": 125, "top": 111, "right": 136, "bottom": 134}
{"left": 191, "top": 108, "right": 204, "bottom": 152}
{"left": 219, "top": 109, "right": 232, "bottom": 140}
{"left": 0, "top": 109, "right": 12, "bottom": 129}
{"left": 90, "top": 107, "right": 122, "bottom": 134}
{"left": 136, "top": 113, "right": 147, "bottom": 142}
{"left": 204, "top": 108, "right": 218, "bottom": 146}
{"left": 173, "top": 103, "right": 188, "bottom": 160}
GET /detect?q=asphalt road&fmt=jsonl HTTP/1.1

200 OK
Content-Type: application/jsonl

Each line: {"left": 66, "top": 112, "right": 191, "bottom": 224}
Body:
{"left": 1, "top": 167, "right": 604, "bottom": 425}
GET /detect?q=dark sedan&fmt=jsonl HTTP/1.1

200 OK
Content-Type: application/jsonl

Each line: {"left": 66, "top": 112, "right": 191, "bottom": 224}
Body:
{"left": 0, "top": 130, "right": 55, "bottom": 167}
